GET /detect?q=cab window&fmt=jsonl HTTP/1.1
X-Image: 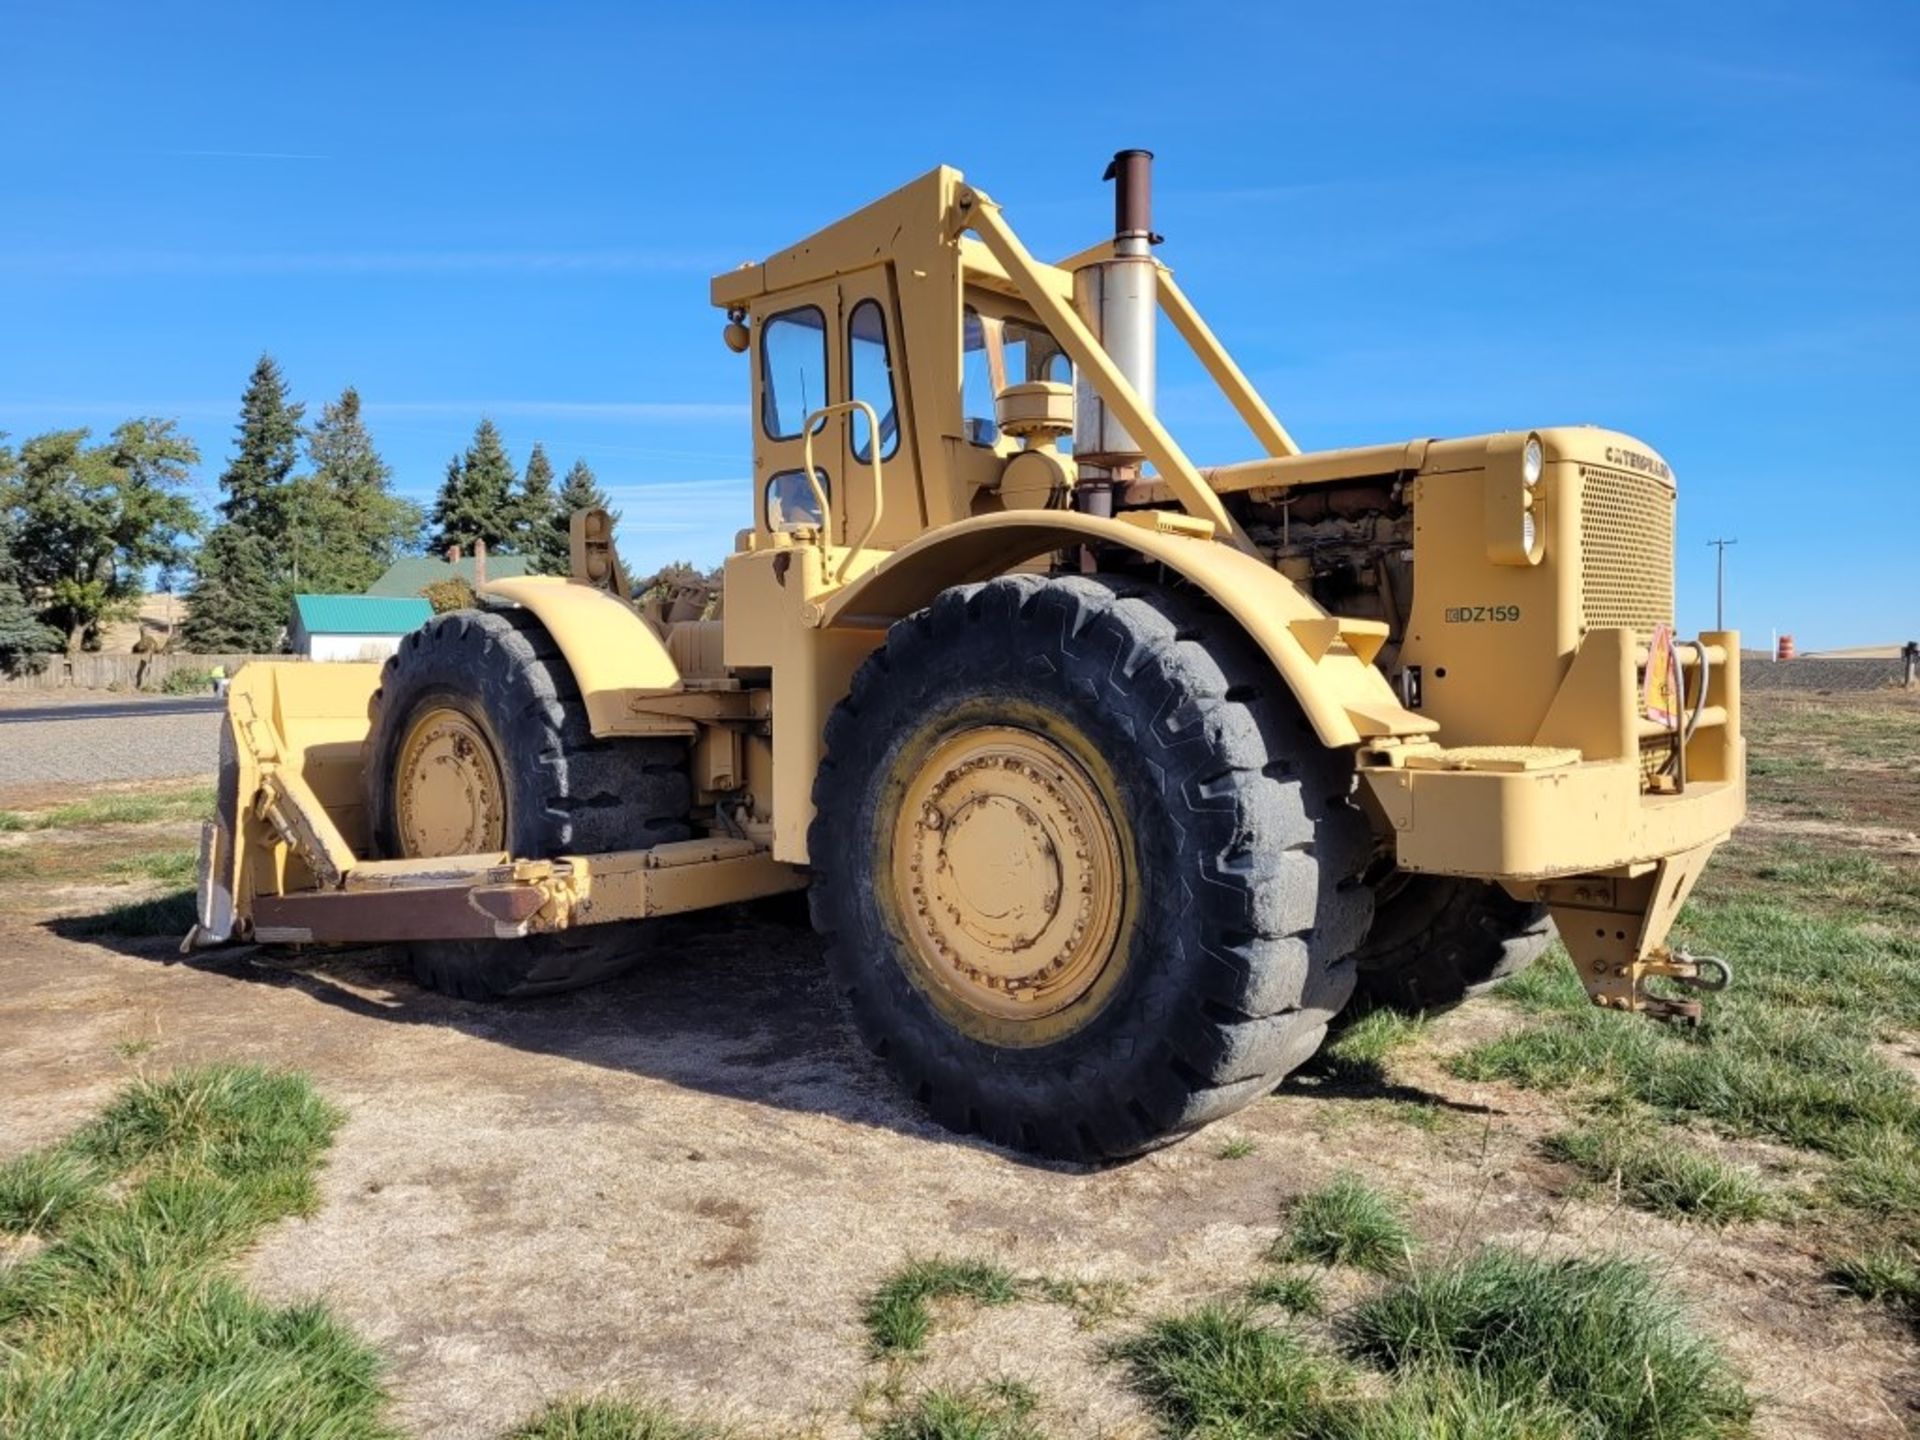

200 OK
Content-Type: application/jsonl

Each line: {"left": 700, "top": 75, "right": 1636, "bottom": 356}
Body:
{"left": 760, "top": 306, "right": 827, "bottom": 440}
{"left": 963, "top": 305, "right": 1071, "bottom": 447}
{"left": 848, "top": 299, "right": 900, "bottom": 462}
{"left": 765, "top": 468, "right": 829, "bottom": 532}
{"left": 962, "top": 306, "right": 997, "bottom": 446}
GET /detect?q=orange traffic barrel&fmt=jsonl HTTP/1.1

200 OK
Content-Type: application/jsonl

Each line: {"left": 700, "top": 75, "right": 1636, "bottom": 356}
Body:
{"left": 1776, "top": 634, "right": 1795, "bottom": 661}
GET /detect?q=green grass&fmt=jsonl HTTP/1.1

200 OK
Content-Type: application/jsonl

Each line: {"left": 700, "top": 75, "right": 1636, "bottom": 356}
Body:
{"left": 1749, "top": 845, "right": 1918, "bottom": 915}
{"left": 105, "top": 847, "right": 199, "bottom": 886}
{"left": 1217, "top": 1136, "right": 1258, "bottom": 1160}
{"left": 1744, "top": 754, "right": 1820, "bottom": 779}
{"left": 864, "top": 1258, "right": 1022, "bottom": 1357}
{"left": 1027, "top": 1275, "right": 1133, "bottom": 1330}
{"left": 1114, "top": 1306, "right": 1348, "bottom": 1439}
{"left": 509, "top": 1384, "right": 1049, "bottom": 1440}
{"left": 1456, "top": 899, "right": 1920, "bottom": 1163}
{"left": 0, "top": 1064, "right": 392, "bottom": 1439}
{"left": 0, "top": 1149, "right": 101, "bottom": 1234}
{"left": 0, "top": 784, "right": 214, "bottom": 833}
{"left": 60, "top": 888, "right": 198, "bottom": 937}
{"left": 1457, "top": 1003, "right": 1918, "bottom": 1154}
{"left": 1333, "top": 1367, "right": 1581, "bottom": 1440}
{"left": 1117, "top": 1249, "right": 1754, "bottom": 1440}
{"left": 1464, "top": 701, "right": 1920, "bottom": 1332}
{"left": 1830, "top": 1243, "right": 1920, "bottom": 1316}
{"left": 871, "top": 1382, "right": 1045, "bottom": 1440}
{"left": 1272, "top": 1174, "right": 1415, "bottom": 1275}
{"left": 1320, "top": 1010, "right": 1429, "bottom": 1084}
{"left": 1828, "top": 1124, "right": 1920, "bottom": 1217}
{"left": 507, "top": 1398, "right": 724, "bottom": 1439}
{"left": 1488, "top": 946, "right": 1587, "bottom": 1011}
{"left": 1341, "top": 1248, "right": 1751, "bottom": 1440}
{"left": 1543, "top": 1125, "right": 1776, "bottom": 1225}
{"left": 1246, "top": 1271, "right": 1325, "bottom": 1318}
{"left": 1115, "top": 1306, "right": 1589, "bottom": 1440}
{"left": 157, "top": 667, "right": 216, "bottom": 697}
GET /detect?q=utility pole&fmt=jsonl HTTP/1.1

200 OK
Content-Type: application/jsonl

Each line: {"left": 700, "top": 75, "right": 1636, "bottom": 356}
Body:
{"left": 1706, "top": 538, "right": 1738, "bottom": 631}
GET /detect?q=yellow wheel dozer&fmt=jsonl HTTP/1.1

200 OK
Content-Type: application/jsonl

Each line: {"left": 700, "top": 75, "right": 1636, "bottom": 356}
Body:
{"left": 191, "top": 152, "right": 1743, "bottom": 1162}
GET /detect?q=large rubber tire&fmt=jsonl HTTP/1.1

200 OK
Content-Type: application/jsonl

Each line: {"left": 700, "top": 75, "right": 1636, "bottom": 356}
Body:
{"left": 1348, "top": 875, "right": 1555, "bottom": 1013}
{"left": 363, "top": 606, "right": 690, "bottom": 1000}
{"left": 808, "top": 575, "right": 1374, "bottom": 1163}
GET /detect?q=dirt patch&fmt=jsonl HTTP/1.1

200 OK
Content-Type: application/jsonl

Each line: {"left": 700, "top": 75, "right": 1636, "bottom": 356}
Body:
{"left": 2, "top": 912, "right": 1913, "bottom": 1439}
{"left": 1741, "top": 814, "right": 1920, "bottom": 855}
{"left": 3, "top": 687, "right": 1916, "bottom": 1438}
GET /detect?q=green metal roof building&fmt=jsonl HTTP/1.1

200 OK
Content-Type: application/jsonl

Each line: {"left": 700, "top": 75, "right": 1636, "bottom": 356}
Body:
{"left": 365, "top": 555, "right": 533, "bottom": 597}
{"left": 289, "top": 595, "right": 434, "bottom": 661}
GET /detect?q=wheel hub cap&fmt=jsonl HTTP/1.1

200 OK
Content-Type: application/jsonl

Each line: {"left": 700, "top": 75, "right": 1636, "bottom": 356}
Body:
{"left": 394, "top": 706, "right": 507, "bottom": 857}
{"left": 893, "top": 726, "right": 1125, "bottom": 1022}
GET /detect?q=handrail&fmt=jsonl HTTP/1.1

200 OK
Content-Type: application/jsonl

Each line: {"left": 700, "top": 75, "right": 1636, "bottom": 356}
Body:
{"left": 800, "top": 399, "right": 885, "bottom": 583}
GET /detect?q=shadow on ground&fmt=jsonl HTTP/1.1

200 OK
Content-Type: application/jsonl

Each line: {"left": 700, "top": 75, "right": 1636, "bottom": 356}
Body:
{"left": 51, "top": 897, "right": 1495, "bottom": 1165}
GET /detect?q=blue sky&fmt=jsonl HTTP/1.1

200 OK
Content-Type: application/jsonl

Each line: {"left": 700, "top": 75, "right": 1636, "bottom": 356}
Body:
{"left": 2, "top": 1, "right": 1915, "bottom": 648}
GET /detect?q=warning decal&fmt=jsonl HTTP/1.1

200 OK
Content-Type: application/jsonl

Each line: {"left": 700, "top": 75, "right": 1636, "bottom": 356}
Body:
{"left": 1644, "top": 622, "right": 1681, "bottom": 728}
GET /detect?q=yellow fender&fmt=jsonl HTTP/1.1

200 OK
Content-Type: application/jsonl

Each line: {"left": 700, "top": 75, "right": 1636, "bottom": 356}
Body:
{"left": 819, "top": 511, "right": 1433, "bottom": 748}
{"left": 480, "top": 576, "right": 681, "bottom": 736}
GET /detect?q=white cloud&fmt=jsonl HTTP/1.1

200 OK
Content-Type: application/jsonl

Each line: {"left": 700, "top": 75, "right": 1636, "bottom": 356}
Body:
{"left": 367, "top": 400, "right": 745, "bottom": 422}
{"left": 155, "top": 149, "right": 332, "bottom": 161}
{"left": 0, "top": 248, "right": 733, "bottom": 278}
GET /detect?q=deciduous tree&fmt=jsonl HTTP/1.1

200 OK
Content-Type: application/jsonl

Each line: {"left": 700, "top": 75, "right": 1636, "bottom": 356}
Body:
{"left": 7, "top": 422, "right": 200, "bottom": 651}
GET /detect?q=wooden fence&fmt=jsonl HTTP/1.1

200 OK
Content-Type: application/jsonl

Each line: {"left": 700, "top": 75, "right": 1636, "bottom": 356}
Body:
{"left": 0, "top": 653, "right": 282, "bottom": 693}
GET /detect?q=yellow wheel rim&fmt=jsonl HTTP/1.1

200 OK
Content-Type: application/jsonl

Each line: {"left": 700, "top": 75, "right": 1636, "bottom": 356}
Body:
{"left": 393, "top": 705, "right": 507, "bottom": 857}
{"left": 889, "top": 724, "right": 1129, "bottom": 1042}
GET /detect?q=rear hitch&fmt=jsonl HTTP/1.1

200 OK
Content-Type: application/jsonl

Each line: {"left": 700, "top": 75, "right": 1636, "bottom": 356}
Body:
{"left": 1538, "top": 843, "right": 1732, "bottom": 1027}
{"left": 1622, "top": 947, "right": 1733, "bottom": 1026}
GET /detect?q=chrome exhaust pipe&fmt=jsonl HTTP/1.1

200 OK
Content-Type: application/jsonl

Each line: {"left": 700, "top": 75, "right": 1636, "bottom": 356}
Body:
{"left": 1074, "top": 149, "right": 1159, "bottom": 515}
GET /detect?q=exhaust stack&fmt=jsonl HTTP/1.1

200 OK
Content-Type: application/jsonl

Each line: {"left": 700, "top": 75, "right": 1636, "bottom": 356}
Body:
{"left": 1073, "top": 149, "right": 1158, "bottom": 515}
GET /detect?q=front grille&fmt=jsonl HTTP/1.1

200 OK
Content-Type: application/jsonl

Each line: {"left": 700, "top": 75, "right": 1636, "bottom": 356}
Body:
{"left": 1578, "top": 464, "right": 1675, "bottom": 637}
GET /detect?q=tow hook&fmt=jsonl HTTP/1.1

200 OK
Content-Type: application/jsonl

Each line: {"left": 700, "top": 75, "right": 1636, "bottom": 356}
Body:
{"left": 1634, "top": 947, "right": 1733, "bottom": 1025}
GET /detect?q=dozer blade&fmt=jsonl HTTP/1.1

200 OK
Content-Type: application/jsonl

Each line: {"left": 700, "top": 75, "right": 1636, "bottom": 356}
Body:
{"left": 183, "top": 657, "right": 804, "bottom": 951}
{"left": 185, "top": 661, "right": 384, "bottom": 949}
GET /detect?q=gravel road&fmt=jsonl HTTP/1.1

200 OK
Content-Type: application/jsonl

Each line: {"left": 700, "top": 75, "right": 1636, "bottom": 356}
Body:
{"left": 0, "top": 703, "right": 222, "bottom": 796}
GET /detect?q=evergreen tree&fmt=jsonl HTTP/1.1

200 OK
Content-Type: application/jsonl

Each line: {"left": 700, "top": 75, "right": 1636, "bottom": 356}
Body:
{"left": 0, "top": 447, "right": 59, "bottom": 668}
{"left": 179, "top": 525, "right": 283, "bottom": 652}
{"left": 544, "top": 458, "right": 619, "bottom": 579}
{"left": 557, "top": 458, "right": 613, "bottom": 520}
{"left": 514, "top": 442, "right": 566, "bottom": 573}
{"left": 429, "top": 419, "right": 518, "bottom": 553}
{"left": 297, "top": 386, "right": 422, "bottom": 592}
{"left": 184, "top": 355, "right": 307, "bottom": 651}
{"left": 428, "top": 454, "right": 466, "bottom": 554}
{"left": 215, "top": 355, "right": 305, "bottom": 531}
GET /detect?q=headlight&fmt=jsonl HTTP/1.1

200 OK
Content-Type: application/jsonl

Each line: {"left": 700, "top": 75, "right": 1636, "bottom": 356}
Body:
{"left": 1485, "top": 431, "right": 1546, "bottom": 565}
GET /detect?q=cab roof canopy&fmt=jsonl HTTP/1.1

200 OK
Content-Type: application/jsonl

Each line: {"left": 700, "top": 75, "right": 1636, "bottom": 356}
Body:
{"left": 709, "top": 166, "right": 1046, "bottom": 311}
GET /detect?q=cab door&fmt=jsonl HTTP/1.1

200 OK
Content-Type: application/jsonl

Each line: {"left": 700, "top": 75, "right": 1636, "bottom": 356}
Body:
{"left": 838, "top": 267, "right": 921, "bottom": 551}
{"left": 753, "top": 284, "right": 841, "bottom": 540}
